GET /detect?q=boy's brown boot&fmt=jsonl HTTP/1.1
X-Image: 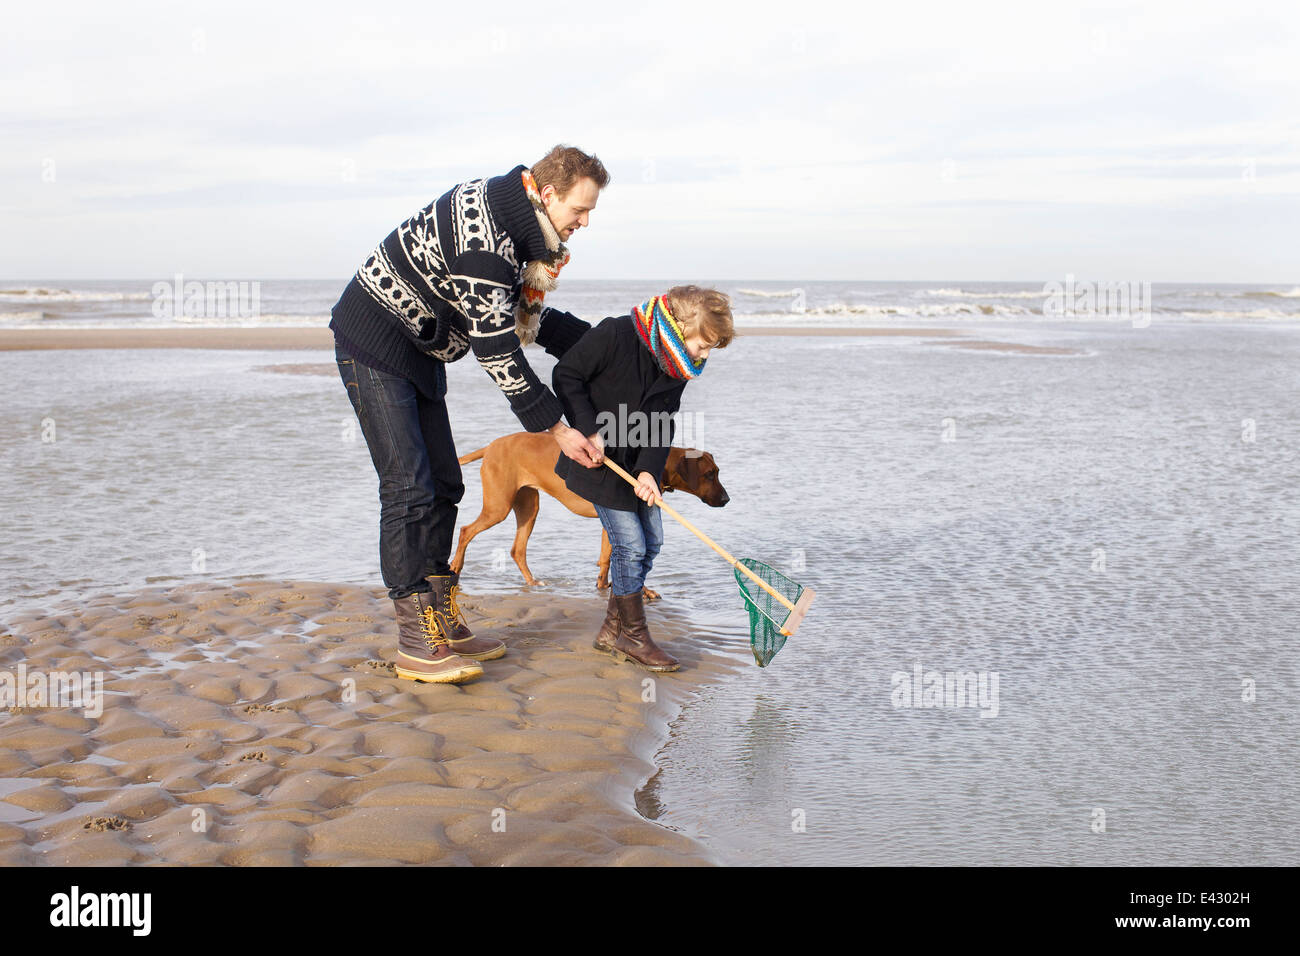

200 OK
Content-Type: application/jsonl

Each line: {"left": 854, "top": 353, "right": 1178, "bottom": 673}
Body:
{"left": 394, "top": 591, "right": 484, "bottom": 684}
{"left": 593, "top": 592, "right": 621, "bottom": 653}
{"left": 611, "top": 592, "right": 679, "bottom": 672}
{"left": 425, "top": 572, "right": 505, "bottom": 661}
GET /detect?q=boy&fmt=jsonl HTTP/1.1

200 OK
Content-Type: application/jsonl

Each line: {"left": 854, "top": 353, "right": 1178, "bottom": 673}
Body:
{"left": 553, "top": 285, "right": 734, "bottom": 671}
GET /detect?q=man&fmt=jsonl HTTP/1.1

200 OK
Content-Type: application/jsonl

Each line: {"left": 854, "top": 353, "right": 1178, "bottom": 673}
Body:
{"left": 331, "top": 144, "right": 608, "bottom": 685}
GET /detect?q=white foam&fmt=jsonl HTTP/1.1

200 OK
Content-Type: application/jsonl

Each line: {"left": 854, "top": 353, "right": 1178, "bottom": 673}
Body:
{"left": 921, "top": 288, "right": 1047, "bottom": 299}
{"left": 1176, "top": 308, "right": 1295, "bottom": 320}
{"left": 734, "top": 288, "right": 802, "bottom": 298}
{"left": 0, "top": 310, "right": 45, "bottom": 323}
{"left": 1245, "top": 287, "right": 1300, "bottom": 299}
{"left": 0, "top": 288, "right": 152, "bottom": 302}
{"left": 797, "top": 302, "right": 1033, "bottom": 317}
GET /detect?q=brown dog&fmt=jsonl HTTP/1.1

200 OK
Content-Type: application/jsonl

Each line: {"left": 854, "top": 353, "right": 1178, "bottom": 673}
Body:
{"left": 451, "top": 431, "right": 729, "bottom": 598}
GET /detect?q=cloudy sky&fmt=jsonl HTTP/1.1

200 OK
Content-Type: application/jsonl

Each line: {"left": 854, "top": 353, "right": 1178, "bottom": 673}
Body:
{"left": 2, "top": 0, "right": 1296, "bottom": 282}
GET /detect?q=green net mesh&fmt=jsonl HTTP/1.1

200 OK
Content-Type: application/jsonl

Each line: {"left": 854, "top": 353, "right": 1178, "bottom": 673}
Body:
{"left": 735, "top": 558, "right": 804, "bottom": 667}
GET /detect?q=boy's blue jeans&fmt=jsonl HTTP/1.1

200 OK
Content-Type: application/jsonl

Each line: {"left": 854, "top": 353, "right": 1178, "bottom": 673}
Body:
{"left": 335, "top": 342, "right": 462, "bottom": 600}
{"left": 594, "top": 501, "right": 663, "bottom": 596}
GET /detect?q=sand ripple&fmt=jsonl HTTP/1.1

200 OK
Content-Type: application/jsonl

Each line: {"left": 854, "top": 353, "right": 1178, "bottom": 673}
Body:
{"left": 0, "top": 580, "right": 734, "bottom": 865}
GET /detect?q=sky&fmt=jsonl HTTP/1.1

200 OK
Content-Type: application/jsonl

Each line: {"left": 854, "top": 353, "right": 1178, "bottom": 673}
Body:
{"left": 1, "top": 0, "right": 1297, "bottom": 282}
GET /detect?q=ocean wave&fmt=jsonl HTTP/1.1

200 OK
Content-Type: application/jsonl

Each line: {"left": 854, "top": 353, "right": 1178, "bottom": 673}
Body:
{"left": 921, "top": 288, "right": 1047, "bottom": 299}
{"left": 1166, "top": 287, "right": 1300, "bottom": 300}
{"left": 730, "top": 306, "right": 1299, "bottom": 325}
{"left": 923, "top": 286, "right": 1300, "bottom": 303}
{"left": 788, "top": 302, "right": 1035, "bottom": 317}
{"left": 1175, "top": 308, "right": 1295, "bottom": 320}
{"left": 0, "top": 287, "right": 153, "bottom": 302}
{"left": 1244, "top": 287, "right": 1300, "bottom": 299}
{"left": 734, "top": 288, "right": 802, "bottom": 298}
{"left": 0, "top": 310, "right": 45, "bottom": 323}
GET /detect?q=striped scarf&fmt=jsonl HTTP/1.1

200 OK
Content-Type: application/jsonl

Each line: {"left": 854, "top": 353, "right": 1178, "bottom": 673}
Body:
{"left": 515, "top": 169, "right": 571, "bottom": 345}
{"left": 633, "top": 294, "right": 706, "bottom": 380}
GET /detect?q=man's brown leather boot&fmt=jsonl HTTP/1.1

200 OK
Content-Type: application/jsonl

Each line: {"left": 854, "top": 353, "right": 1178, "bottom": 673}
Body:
{"left": 593, "top": 592, "right": 620, "bottom": 653}
{"left": 611, "top": 592, "right": 679, "bottom": 672}
{"left": 426, "top": 572, "right": 505, "bottom": 661}
{"left": 394, "top": 591, "right": 483, "bottom": 684}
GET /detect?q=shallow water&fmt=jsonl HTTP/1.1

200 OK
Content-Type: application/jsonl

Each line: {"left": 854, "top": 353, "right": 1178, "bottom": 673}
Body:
{"left": 2, "top": 319, "right": 1297, "bottom": 865}
{"left": 648, "top": 320, "right": 1300, "bottom": 865}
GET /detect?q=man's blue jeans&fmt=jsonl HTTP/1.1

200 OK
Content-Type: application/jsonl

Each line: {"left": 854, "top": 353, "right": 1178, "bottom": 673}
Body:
{"left": 336, "top": 343, "right": 462, "bottom": 600}
{"left": 594, "top": 501, "right": 663, "bottom": 596}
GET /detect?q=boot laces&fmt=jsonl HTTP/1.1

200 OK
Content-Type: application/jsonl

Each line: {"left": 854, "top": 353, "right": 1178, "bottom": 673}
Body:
{"left": 421, "top": 605, "right": 450, "bottom": 648}
{"left": 448, "top": 584, "right": 467, "bottom": 626}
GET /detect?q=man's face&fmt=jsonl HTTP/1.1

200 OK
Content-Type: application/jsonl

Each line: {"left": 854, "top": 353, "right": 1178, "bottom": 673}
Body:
{"left": 541, "top": 176, "right": 600, "bottom": 241}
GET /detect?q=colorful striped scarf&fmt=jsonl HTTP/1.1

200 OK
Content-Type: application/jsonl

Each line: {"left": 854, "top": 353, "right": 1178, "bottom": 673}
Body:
{"left": 633, "top": 294, "right": 706, "bottom": 380}
{"left": 515, "top": 169, "right": 571, "bottom": 345}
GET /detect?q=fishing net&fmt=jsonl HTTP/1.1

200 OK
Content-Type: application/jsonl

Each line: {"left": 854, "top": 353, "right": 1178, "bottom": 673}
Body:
{"left": 735, "top": 558, "right": 805, "bottom": 667}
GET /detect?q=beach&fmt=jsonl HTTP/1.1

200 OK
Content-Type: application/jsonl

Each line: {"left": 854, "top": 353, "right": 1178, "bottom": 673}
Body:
{"left": 0, "top": 322, "right": 750, "bottom": 865}
{"left": 3, "top": 285, "right": 1297, "bottom": 867}
{"left": 0, "top": 325, "right": 1075, "bottom": 355}
{"left": 1, "top": 578, "right": 742, "bottom": 865}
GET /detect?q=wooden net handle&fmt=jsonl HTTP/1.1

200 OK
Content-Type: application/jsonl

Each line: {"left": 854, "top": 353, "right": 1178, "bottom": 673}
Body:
{"left": 601, "top": 458, "right": 797, "bottom": 615}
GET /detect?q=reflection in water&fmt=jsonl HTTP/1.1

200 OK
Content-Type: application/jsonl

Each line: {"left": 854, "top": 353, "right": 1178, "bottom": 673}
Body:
{"left": 647, "top": 322, "right": 1300, "bottom": 865}
{"left": 739, "top": 696, "right": 798, "bottom": 794}
{"left": 635, "top": 769, "right": 667, "bottom": 823}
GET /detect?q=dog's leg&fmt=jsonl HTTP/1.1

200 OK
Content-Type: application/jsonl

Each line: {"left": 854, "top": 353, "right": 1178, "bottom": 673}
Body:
{"left": 597, "top": 528, "right": 611, "bottom": 591}
{"left": 510, "top": 487, "right": 542, "bottom": 586}
{"left": 452, "top": 498, "right": 515, "bottom": 575}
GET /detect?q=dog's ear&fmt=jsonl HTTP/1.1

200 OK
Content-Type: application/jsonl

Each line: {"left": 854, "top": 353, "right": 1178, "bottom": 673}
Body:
{"left": 676, "top": 452, "right": 700, "bottom": 489}
{"left": 660, "top": 452, "right": 676, "bottom": 492}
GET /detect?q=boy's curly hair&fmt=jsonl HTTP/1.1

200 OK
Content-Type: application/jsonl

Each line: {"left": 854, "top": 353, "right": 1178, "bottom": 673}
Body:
{"left": 666, "top": 286, "right": 735, "bottom": 348}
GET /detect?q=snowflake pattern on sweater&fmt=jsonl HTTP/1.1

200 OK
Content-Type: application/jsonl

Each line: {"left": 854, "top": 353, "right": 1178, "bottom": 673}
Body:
{"left": 354, "top": 175, "right": 533, "bottom": 395}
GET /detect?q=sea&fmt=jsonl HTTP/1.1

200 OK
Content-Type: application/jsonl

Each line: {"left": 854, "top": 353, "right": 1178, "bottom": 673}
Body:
{"left": 2, "top": 278, "right": 1299, "bottom": 330}
{"left": 2, "top": 278, "right": 1297, "bottom": 865}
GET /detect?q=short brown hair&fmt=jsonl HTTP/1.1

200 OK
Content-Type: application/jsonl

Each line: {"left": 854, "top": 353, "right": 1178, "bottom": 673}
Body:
{"left": 531, "top": 144, "right": 610, "bottom": 197}
{"left": 666, "top": 285, "right": 735, "bottom": 349}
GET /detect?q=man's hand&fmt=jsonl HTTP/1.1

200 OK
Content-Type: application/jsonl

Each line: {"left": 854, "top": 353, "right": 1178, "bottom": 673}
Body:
{"left": 549, "top": 422, "right": 602, "bottom": 468}
{"left": 634, "top": 471, "right": 662, "bottom": 504}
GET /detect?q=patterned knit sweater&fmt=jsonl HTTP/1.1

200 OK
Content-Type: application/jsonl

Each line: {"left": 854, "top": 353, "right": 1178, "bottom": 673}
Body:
{"left": 329, "top": 164, "right": 589, "bottom": 431}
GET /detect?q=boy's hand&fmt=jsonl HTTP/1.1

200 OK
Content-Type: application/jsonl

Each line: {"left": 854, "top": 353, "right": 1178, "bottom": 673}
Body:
{"left": 634, "top": 471, "right": 661, "bottom": 504}
{"left": 550, "top": 422, "right": 602, "bottom": 468}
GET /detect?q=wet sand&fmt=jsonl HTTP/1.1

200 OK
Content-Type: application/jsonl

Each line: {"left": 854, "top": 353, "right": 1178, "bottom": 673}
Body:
{"left": 0, "top": 581, "right": 744, "bottom": 865}
{"left": 0, "top": 326, "right": 1082, "bottom": 355}
{"left": 0, "top": 325, "right": 1005, "bottom": 351}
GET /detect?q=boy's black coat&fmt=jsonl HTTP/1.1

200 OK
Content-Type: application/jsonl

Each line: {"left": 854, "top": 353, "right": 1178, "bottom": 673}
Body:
{"left": 553, "top": 315, "right": 688, "bottom": 511}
